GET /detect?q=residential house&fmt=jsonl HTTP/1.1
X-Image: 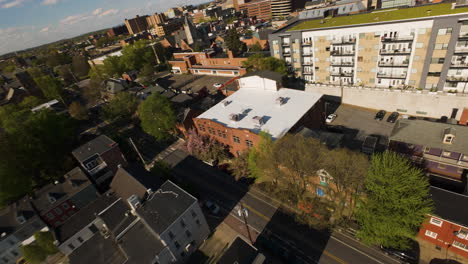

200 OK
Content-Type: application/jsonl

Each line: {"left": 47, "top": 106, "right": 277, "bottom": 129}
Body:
{"left": 418, "top": 187, "right": 468, "bottom": 263}
{"left": 389, "top": 120, "right": 468, "bottom": 193}
{"left": 72, "top": 135, "right": 128, "bottom": 191}
{"left": 193, "top": 71, "right": 324, "bottom": 156}
{"left": 0, "top": 198, "right": 48, "bottom": 264}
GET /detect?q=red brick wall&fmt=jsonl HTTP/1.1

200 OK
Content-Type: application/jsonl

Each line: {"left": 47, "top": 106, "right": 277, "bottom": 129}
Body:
{"left": 418, "top": 215, "right": 468, "bottom": 259}
{"left": 459, "top": 108, "right": 468, "bottom": 126}
{"left": 41, "top": 200, "right": 78, "bottom": 227}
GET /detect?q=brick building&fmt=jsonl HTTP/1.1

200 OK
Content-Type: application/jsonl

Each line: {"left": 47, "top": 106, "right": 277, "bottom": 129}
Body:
{"left": 107, "top": 24, "right": 128, "bottom": 37}
{"left": 169, "top": 50, "right": 248, "bottom": 77}
{"left": 153, "top": 18, "right": 184, "bottom": 37}
{"left": 193, "top": 71, "right": 324, "bottom": 156}
{"left": 418, "top": 187, "right": 468, "bottom": 263}
{"left": 124, "top": 15, "right": 148, "bottom": 35}
{"left": 146, "top": 13, "right": 166, "bottom": 27}
{"left": 238, "top": 0, "right": 272, "bottom": 20}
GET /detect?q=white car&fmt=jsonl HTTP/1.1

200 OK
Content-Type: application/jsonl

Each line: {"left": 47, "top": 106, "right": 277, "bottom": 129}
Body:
{"left": 326, "top": 114, "right": 337, "bottom": 124}
{"left": 213, "top": 83, "right": 223, "bottom": 89}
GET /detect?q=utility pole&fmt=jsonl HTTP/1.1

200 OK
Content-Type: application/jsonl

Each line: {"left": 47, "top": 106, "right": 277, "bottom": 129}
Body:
{"left": 237, "top": 203, "right": 253, "bottom": 244}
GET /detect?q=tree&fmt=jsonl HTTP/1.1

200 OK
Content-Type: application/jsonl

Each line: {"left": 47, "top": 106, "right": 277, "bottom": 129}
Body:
{"left": 225, "top": 29, "right": 243, "bottom": 53}
{"left": 21, "top": 244, "right": 47, "bottom": 264}
{"left": 249, "top": 42, "right": 263, "bottom": 52}
{"left": 34, "top": 76, "right": 64, "bottom": 103}
{"left": 27, "top": 67, "right": 44, "bottom": 79}
{"left": 193, "top": 42, "right": 203, "bottom": 52}
{"left": 20, "top": 231, "right": 58, "bottom": 264}
{"left": 56, "top": 65, "right": 76, "bottom": 85}
{"left": 34, "top": 231, "right": 58, "bottom": 254}
{"left": 45, "top": 50, "right": 71, "bottom": 68}
{"left": 139, "top": 64, "right": 154, "bottom": 86}
{"left": 242, "top": 54, "right": 288, "bottom": 74}
{"left": 71, "top": 55, "right": 90, "bottom": 77}
{"left": 84, "top": 67, "right": 104, "bottom": 105}
{"left": 138, "top": 93, "right": 176, "bottom": 141}
{"left": 355, "top": 152, "right": 433, "bottom": 250}
{"left": 101, "top": 92, "right": 138, "bottom": 123}
{"left": 120, "top": 40, "right": 156, "bottom": 71}
{"left": 322, "top": 148, "right": 369, "bottom": 222}
{"left": 68, "top": 101, "right": 88, "bottom": 120}
{"left": 102, "top": 56, "right": 125, "bottom": 78}
{"left": 185, "top": 129, "right": 228, "bottom": 162}
{"left": 231, "top": 151, "right": 250, "bottom": 180}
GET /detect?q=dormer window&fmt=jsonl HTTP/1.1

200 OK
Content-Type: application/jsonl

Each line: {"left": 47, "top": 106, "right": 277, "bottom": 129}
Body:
{"left": 444, "top": 134, "right": 454, "bottom": 144}
{"left": 443, "top": 127, "right": 456, "bottom": 144}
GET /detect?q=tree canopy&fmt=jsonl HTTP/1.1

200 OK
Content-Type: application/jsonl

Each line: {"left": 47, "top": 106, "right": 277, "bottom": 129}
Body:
{"left": 355, "top": 151, "right": 433, "bottom": 250}
{"left": 71, "top": 55, "right": 90, "bottom": 77}
{"left": 34, "top": 75, "right": 64, "bottom": 103}
{"left": 225, "top": 29, "right": 243, "bottom": 53}
{"left": 242, "top": 54, "right": 288, "bottom": 75}
{"left": 101, "top": 92, "right": 138, "bottom": 123}
{"left": 138, "top": 93, "right": 176, "bottom": 141}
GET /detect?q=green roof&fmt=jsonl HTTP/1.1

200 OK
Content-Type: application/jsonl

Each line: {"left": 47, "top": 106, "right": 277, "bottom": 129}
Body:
{"left": 289, "top": 3, "right": 468, "bottom": 31}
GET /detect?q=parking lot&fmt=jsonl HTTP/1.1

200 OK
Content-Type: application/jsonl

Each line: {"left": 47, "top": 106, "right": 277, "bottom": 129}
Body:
{"left": 327, "top": 104, "right": 397, "bottom": 151}
{"left": 157, "top": 74, "right": 234, "bottom": 94}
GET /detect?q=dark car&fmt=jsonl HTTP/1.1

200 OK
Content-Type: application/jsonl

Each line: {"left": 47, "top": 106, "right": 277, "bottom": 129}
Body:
{"left": 387, "top": 112, "right": 399, "bottom": 123}
{"left": 380, "top": 245, "right": 419, "bottom": 264}
{"left": 375, "top": 110, "right": 386, "bottom": 121}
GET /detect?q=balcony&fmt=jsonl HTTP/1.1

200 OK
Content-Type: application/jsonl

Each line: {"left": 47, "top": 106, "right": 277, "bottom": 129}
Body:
{"left": 446, "top": 76, "right": 468, "bottom": 82}
{"left": 450, "top": 62, "right": 468, "bottom": 68}
{"left": 303, "top": 61, "right": 313, "bottom": 66}
{"left": 283, "top": 51, "right": 291, "bottom": 56}
{"left": 282, "top": 42, "right": 290, "bottom": 47}
{"left": 377, "top": 72, "right": 407, "bottom": 79}
{"left": 302, "top": 41, "right": 312, "bottom": 46}
{"left": 380, "top": 49, "right": 411, "bottom": 55}
{"left": 87, "top": 162, "right": 108, "bottom": 176}
{"left": 332, "top": 38, "right": 356, "bottom": 45}
{"left": 454, "top": 47, "right": 468, "bottom": 54}
{"left": 331, "top": 72, "right": 354, "bottom": 77}
{"left": 458, "top": 33, "right": 468, "bottom": 40}
{"left": 378, "top": 61, "right": 409, "bottom": 67}
{"left": 331, "top": 61, "right": 354, "bottom": 67}
{"left": 330, "top": 50, "right": 355, "bottom": 56}
{"left": 381, "top": 36, "right": 414, "bottom": 42}
{"left": 302, "top": 52, "right": 313, "bottom": 56}
{"left": 303, "top": 70, "right": 313, "bottom": 75}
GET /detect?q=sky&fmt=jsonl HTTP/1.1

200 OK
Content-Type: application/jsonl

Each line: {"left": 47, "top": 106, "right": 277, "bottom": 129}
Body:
{"left": 0, "top": 0, "right": 207, "bottom": 55}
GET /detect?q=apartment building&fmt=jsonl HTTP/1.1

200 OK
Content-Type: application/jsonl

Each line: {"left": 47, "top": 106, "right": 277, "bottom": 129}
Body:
{"left": 154, "top": 18, "right": 184, "bottom": 37}
{"left": 193, "top": 71, "right": 324, "bottom": 156}
{"left": 238, "top": 0, "right": 273, "bottom": 20}
{"left": 147, "top": 13, "right": 166, "bottom": 27}
{"left": 124, "top": 15, "right": 149, "bottom": 35}
{"left": 107, "top": 24, "right": 128, "bottom": 37}
{"left": 389, "top": 119, "right": 468, "bottom": 193}
{"left": 269, "top": 3, "right": 468, "bottom": 92}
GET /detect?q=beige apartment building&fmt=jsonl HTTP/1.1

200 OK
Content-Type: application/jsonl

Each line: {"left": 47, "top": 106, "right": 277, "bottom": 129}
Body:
{"left": 124, "top": 15, "right": 149, "bottom": 35}
{"left": 269, "top": 3, "right": 468, "bottom": 93}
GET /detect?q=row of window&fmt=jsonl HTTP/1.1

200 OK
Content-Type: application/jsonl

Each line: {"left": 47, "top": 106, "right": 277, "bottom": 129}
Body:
{"left": 199, "top": 125, "right": 253, "bottom": 148}
{"left": 232, "top": 136, "right": 253, "bottom": 148}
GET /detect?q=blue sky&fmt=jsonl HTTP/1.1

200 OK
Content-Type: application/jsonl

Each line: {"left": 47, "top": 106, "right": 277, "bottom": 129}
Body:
{"left": 0, "top": 0, "right": 206, "bottom": 55}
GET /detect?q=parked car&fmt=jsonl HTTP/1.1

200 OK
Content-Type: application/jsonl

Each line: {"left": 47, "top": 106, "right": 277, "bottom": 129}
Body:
{"left": 326, "top": 114, "right": 337, "bottom": 124}
{"left": 375, "top": 110, "right": 386, "bottom": 121}
{"left": 213, "top": 83, "right": 223, "bottom": 89}
{"left": 380, "top": 245, "right": 419, "bottom": 264}
{"left": 204, "top": 200, "right": 220, "bottom": 215}
{"left": 362, "top": 136, "right": 378, "bottom": 155}
{"left": 387, "top": 112, "right": 399, "bottom": 123}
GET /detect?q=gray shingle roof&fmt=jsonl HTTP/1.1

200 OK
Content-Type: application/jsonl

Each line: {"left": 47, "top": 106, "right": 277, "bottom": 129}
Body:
{"left": 72, "top": 135, "right": 117, "bottom": 162}
{"left": 137, "top": 180, "right": 196, "bottom": 234}
{"left": 390, "top": 120, "right": 468, "bottom": 154}
{"left": 430, "top": 187, "right": 468, "bottom": 227}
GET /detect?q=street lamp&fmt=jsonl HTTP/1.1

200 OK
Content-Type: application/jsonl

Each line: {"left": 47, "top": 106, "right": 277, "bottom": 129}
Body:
{"left": 236, "top": 203, "right": 253, "bottom": 244}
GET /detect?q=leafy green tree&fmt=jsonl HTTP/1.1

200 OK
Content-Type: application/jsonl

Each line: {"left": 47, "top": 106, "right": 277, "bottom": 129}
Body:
{"left": 102, "top": 56, "right": 125, "bottom": 78}
{"left": 34, "top": 76, "right": 64, "bottom": 103}
{"left": 3, "top": 64, "right": 16, "bottom": 73}
{"left": 71, "top": 55, "right": 90, "bottom": 77}
{"left": 34, "top": 231, "right": 58, "bottom": 254}
{"left": 45, "top": 50, "right": 71, "bottom": 68}
{"left": 68, "top": 101, "right": 88, "bottom": 120}
{"left": 139, "top": 64, "right": 154, "bottom": 86}
{"left": 248, "top": 131, "right": 273, "bottom": 179}
{"left": 249, "top": 42, "right": 263, "bottom": 52}
{"left": 225, "top": 29, "right": 243, "bottom": 53}
{"left": 231, "top": 151, "right": 250, "bottom": 180}
{"left": 242, "top": 54, "right": 288, "bottom": 74}
{"left": 27, "top": 67, "right": 44, "bottom": 79}
{"left": 21, "top": 244, "right": 47, "bottom": 264}
{"left": 120, "top": 40, "right": 156, "bottom": 71}
{"left": 355, "top": 152, "right": 433, "bottom": 250}
{"left": 56, "top": 64, "right": 76, "bottom": 85}
{"left": 101, "top": 92, "right": 138, "bottom": 123}
{"left": 138, "top": 93, "right": 176, "bottom": 141}
{"left": 193, "top": 42, "right": 203, "bottom": 52}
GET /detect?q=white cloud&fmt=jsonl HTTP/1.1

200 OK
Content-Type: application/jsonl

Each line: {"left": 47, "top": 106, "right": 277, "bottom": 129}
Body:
{"left": 1, "top": 0, "right": 27, "bottom": 8}
{"left": 41, "top": 0, "right": 60, "bottom": 5}
{"left": 92, "top": 8, "right": 102, "bottom": 16}
{"left": 98, "top": 9, "right": 118, "bottom": 17}
{"left": 60, "top": 14, "right": 90, "bottom": 25}
{"left": 40, "top": 27, "right": 49, "bottom": 32}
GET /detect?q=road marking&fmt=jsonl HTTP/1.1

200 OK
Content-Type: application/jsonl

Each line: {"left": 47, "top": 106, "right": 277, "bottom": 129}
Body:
{"left": 323, "top": 250, "right": 348, "bottom": 264}
{"left": 330, "top": 236, "right": 386, "bottom": 264}
{"left": 241, "top": 203, "right": 273, "bottom": 222}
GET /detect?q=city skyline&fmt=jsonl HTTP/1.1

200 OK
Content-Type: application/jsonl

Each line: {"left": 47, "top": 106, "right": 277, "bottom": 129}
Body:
{"left": 0, "top": 0, "right": 206, "bottom": 55}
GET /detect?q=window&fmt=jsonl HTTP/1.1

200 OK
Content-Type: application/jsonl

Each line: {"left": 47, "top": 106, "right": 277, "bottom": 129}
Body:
{"left": 316, "top": 187, "right": 325, "bottom": 197}
{"left": 457, "top": 229, "right": 468, "bottom": 239}
{"left": 191, "top": 210, "right": 197, "bottom": 218}
{"left": 431, "top": 58, "right": 445, "bottom": 64}
{"left": 195, "top": 219, "right": 201, "bottom": 226}
{"left": 54, "top": 207, "right": 62, "bottom": 214}
{"left": 438, "top": 28, "right": 452, "bottom": 35}
{"left": 46, "top": 212, "right": 55, "bottom": 220}
{"left": 199, "top": 125, "right": 206, "bottom": 132}
{"left": 233, "top": 136, "right": 240, "bottom": 144}
{"left": 169, "top": 231, "right": 175, "bottom": 239}
{"left": 174, "top": 241, "right": 181, "bottom": 250}
{"left": 430, "top": 217, "right": 443, "bottom": 227}
{"left": 444, "top": 135, "right": 453, "bottom": 144}
{"left": 425, "top": 230, "right": 438, "bottom": 239}
{"left": 453, "top": 241, "right": 468, "bottom": 251}
{"left": 185, "top": 230, "right": 192, "bottom": 238}
{"left": 434, "top": 43, "right": 449, "bottom": 50}
{"left": 68, "top": 244, "right": 75, "bottom": 250}
{"left": 437, "top": 163, "right": 446, "bottom": 169}
{"left": 77, "top": 237, "right": 84, "bottom": 243}
{"left": 427, "top": 72, "right": 441, "bottom": 77}
{"left": 245, "top": 140, "right": 253, "bottom": 148}
{"left": 62, "top": 203, "right": 70, "bottom": 210}
{"left": 180, "top": 219, "right": 186, "bottom": 228}
{"left": 442, "top": 151, "right": 451, "bottom": 157}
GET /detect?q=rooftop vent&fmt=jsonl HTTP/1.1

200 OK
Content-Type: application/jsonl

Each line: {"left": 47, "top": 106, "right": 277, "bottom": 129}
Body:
{"left": 127, "top": 195, "right": 141, "bottom": 211}
{"left": 16, "top": 213, "right": 26, "bottom": 224}
{"left": 1, "top": 232, "right": 6, "bottom": 237}
{"left": 276, "top": 97, "right": 286, "bottom": 106}
{"left": 47, "top": 193, "right": 56, "bottom": 204}
{"left": 223, "top": 100, "right": 231, "bottom": 107}
{"left": 229, "top": 113, "right": 240, "bottom": 121}
{"left": 252, "top": 116, "right": 265, "bottom": 126}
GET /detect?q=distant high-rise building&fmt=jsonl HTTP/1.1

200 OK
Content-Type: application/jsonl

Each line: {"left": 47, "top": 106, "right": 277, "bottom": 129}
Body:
{"left": 147, "top": 13, "right": 166, "bottom": 27}
{"left": 107, "top": 24, "right": 129, "bottom": 37}
{"left": 238, "top": 0, "right": 272, "bottom": 20}
{"left": 153, "top": 18, "right": 184, "bottom": 37}
{"left": 124, "top": 15, "right": 149, "bottom": 35}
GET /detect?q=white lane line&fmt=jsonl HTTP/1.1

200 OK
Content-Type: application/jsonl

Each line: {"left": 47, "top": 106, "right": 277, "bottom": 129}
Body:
{"left": 330, "top": 236, "right": 387, "bottom": 264}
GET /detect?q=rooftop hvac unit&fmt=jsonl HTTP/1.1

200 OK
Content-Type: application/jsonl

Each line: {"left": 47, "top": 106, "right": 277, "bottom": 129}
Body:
{"left": 127, "top": 195, "right": 141, "bottom": 211}
{"left": 252, "top": 116, "right": 265, "bottom": 126}
{"left": 229, "top": 113, "right": 240, "bottom": 121}
{"left": 222, "top": 100, "right": 231, "bottom": 107}
{"left": 16, "top": 213, "right": 26, "bottom": 224}
{"left": 276, "top": 96, "right": 286, "bottom": 106}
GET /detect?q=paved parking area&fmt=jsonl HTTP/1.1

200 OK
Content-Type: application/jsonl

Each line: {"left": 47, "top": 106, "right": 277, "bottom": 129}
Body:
{"left": 157, "top": 74, "right": 233, "bottom": 94}
{"left": 327, "top": 104, "right": 397, "bottom": 151}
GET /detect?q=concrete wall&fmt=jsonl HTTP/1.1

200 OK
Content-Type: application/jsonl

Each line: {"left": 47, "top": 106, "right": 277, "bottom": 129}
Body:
{"left": 306, "top": 84, "right": 468, "bottom": 120}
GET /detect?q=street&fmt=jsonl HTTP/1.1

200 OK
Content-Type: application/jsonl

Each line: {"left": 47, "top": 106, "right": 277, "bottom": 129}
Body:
{"left": 165, "top": 150, "right": 401, "bottom": 264}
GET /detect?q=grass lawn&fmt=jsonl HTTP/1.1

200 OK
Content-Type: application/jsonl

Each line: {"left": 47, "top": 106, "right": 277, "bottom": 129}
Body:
{"left": 289, "top": 3, "right": 468, "bottom": 31}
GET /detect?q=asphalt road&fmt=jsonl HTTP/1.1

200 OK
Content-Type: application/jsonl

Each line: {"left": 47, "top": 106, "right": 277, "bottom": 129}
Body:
{"left": 168, "top": 150, "right": 401, "bottom": 264}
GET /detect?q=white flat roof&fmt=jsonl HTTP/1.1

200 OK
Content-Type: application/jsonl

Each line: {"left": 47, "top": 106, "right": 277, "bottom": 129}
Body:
{"left": 197, "top": 88, "right": 323, "bottom": 139}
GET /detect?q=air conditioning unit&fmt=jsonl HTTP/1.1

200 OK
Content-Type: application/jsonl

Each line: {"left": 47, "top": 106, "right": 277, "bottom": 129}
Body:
{"left": 127, "top": 195, "right": 141, "bottom": 211}
{"left": 16, "top": 213, "right": 26, "bottom": 224}
{"left": 276, "top": 97, "right": 286, "bottom": 106}
{"left": 229, "top": 113, "right": 240, "bottom": 121}
{"left": 252, "top": 116, "right": 265, "bottom": 125}
{"left": 222, "top": 100, "right": 231, "bottom": 107}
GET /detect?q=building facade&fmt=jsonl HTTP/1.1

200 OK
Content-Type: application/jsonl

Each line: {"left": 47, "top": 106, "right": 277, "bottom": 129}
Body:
{"left": 269, "top": 3, "right": 468, "bottom": 92}
{"left": 124, "top": 15, "right": 149, "bottom": 35}
{"left": 147, "top": 13, "right": 166, "bottom": 27}
{"left": 239, "top": 0, "right": 272, "bottom": 21}
{"left": 107, "top": 24, "right": 128, "bottom": 37}
{"left": 271, "top": 0, "right": 292, "bottom": 18}
{"left": 193, "top": 72, "right": 324, "bottom": 156}
{"left": 154, "top": 19, "right": 184, "bottom": 37}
